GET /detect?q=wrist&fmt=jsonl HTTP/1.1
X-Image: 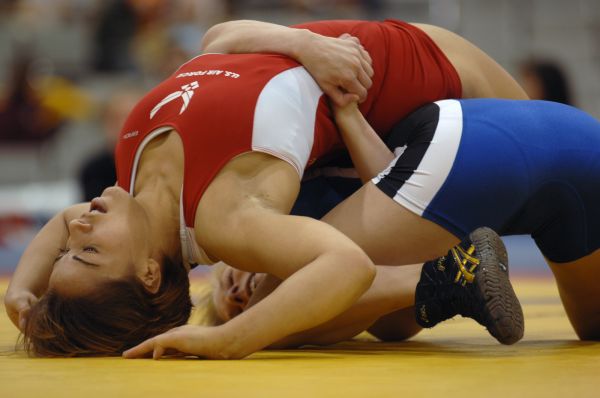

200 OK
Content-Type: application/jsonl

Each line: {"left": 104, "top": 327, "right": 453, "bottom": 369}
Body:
{"left": 4, "top": 289, "right": 36, "bottom": 328}
{"left": 218, "top": 313, "right": 273, "bottom": 359}
{"left": 335, "top": 105, "right": 361, "bottom": 130}
{"left": 216, "top": 322, "right": 250, "bottom": 359}
{"left": 290, "top": 28, "right": 317, "bottom": 63}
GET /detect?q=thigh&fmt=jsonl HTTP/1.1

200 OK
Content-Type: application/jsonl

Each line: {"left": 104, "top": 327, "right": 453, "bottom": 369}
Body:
{"left": 548, "top": 248, "right": 600, "bottom": 340}
{"left": 322, "top": 182, "right": 459, "bottom": 265}
{"left": 321, "top": 103, "right": 484, "bottom": 264}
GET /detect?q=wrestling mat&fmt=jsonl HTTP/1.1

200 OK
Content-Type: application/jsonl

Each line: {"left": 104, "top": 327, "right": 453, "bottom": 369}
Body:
{"left": 1, "top": 277, "right": 598, "bottom": 398}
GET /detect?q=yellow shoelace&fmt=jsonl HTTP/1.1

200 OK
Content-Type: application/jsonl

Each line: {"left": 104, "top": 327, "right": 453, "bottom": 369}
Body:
{"left": 450, "top": 244, "right": 480, "bottom": 286}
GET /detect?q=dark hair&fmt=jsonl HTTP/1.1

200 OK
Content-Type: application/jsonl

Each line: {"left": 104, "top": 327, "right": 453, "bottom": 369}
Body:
{"left": 521, "top": 59, "right": 573, "bottom": 105}
{"left": 22, "top": 257, "right": 192, "bottom": 357}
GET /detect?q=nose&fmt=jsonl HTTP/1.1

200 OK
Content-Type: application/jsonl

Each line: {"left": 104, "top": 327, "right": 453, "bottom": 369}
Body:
{"left": 68, "top": 218, "right": 92, "bottom": 234}
{"left": 225, "top": 282, "right": 250, "bottom": 307}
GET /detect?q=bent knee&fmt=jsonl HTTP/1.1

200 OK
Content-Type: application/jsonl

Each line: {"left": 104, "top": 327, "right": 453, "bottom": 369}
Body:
{"left": 337, "top": 247, "right": 377, "bottom": 284}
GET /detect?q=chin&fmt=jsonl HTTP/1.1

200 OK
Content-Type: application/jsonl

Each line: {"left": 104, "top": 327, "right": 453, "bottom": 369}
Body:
{"left": 102, "top": 185, "right": 123, "bottom": 197}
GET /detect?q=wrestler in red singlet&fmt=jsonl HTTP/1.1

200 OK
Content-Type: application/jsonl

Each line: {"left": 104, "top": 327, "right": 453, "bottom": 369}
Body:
{"left": 115, "top": 19, "right": 461, "bottom": 267}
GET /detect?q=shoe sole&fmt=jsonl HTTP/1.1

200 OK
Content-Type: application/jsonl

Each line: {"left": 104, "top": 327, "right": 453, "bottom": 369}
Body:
{"left": 470, "top": 227, "right": 524, "bottom": 345}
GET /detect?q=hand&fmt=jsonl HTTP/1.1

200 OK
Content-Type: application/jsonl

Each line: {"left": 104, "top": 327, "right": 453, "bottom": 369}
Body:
{"left": 298, "top": 33, "right": 374, "bottom": 107}
{"left": 4, "top": 290, "right": 38, "bottom": 331}
{"left": 331, "top": 99, "right": 361, "bottom": 130}
{"left": 122, "top": 324, "right": 239, "bottom": 360}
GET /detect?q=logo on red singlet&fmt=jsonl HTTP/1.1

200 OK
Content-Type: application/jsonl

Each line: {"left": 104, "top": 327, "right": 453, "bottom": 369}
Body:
{"left": 149, "top": 81, "right": 199, "bottom": 119}
{"left": 123, "top": 131, "right": 139, "bottom": 140}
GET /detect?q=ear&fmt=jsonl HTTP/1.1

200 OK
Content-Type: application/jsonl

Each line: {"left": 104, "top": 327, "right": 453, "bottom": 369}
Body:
{"left": 138, "top": 258, "right": 162, "bottom": 294}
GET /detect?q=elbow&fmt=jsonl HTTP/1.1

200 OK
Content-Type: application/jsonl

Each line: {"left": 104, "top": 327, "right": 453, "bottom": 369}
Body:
{"left": 201, "top": 20, "right": 250, "bottom": 53}
{"left": 200, "top": 23, "right": 222, "bottom": 53}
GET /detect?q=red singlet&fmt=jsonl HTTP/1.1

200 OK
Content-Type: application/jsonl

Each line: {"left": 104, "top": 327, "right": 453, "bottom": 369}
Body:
{"left": 115, "top": 19, "right": 461, "bottom": 267}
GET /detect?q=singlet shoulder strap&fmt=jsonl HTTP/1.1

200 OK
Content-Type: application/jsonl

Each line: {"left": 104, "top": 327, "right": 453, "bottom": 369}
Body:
{"left": 179, "top": 193, "right": 216, "bottom": 270}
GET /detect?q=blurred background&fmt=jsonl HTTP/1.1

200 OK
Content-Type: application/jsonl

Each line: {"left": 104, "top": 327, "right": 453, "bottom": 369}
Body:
{"left": 1, "top": 0, "right": 599, "bottom": 274}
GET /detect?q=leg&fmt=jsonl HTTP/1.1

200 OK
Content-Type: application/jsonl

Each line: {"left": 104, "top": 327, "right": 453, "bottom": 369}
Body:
{"left": 548, "top": 248, "right": 600, "bottom": 340}
{"left": 319, "top": 102, "right": 524, "bottom": 342}
{"left": 322, "top": 182, "right": 460, "bottom": 265}
{"left": 322, "top": 183, "right": 522, "bottom": 344}
{"left": 367, "top": 307, "right": 421, "bottom": 342}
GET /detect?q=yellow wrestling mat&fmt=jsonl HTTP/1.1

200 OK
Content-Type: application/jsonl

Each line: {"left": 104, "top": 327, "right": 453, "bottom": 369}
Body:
{"left": 1, "top": 277, "right": 599, "bottom": 398}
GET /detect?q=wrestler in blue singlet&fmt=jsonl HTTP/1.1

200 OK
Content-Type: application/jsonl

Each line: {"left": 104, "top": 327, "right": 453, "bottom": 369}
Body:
{"left": 416, "top": 99, "right": 600, "bottom": 262}
{"left": 295, "top": 99, "right": 600, "bottom": 263}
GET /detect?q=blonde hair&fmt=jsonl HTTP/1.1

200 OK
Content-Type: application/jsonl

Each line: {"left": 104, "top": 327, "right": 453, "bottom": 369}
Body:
{"left": 187, "top": 262, "right": 228, "bottom": 326}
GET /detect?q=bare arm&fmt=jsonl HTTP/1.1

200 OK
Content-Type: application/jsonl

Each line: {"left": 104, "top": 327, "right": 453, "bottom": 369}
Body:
{"left": 201, "top": 20, "right": 374, "bottom": 106}
{"left": 245, "top": 264, "right": 420, "bottom": 348}
{"left": 333, "top": 102, "right": 395, "bottom": 183}
{"left": 4, "top": 203, "right": 88, "bottom": 330}
{"left": 123, "top": 154, "right": 375, "bottom": 359}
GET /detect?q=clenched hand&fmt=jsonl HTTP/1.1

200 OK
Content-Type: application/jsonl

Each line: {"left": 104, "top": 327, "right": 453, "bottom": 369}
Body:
{"left": 298, "top": 33, "right": 374, "bottom": 107}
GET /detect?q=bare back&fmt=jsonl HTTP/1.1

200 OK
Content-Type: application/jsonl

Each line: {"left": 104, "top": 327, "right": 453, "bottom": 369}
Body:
{"left": 413, "top": 23, "right": 528, "bottom": 99}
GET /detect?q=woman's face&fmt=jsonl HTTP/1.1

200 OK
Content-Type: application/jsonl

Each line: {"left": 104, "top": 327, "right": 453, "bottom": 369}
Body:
{"left": 212, "top": 265, "right": 264, "bottom": 322}
{"left": 48, "top": 186, "right": 153, "bottom": 296}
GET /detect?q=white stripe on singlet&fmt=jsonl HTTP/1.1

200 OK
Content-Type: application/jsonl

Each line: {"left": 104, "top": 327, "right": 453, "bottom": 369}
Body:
{"left": 251, "top": 66, "right": 323, "bottom": 177}
{"left": 372, "top": 99, "right": 464, "bottom": 216}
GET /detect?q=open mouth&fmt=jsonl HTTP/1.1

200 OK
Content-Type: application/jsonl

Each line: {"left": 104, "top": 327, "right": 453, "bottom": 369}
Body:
{"left": 90, "top": 198, "right": 107, "bottom": 213}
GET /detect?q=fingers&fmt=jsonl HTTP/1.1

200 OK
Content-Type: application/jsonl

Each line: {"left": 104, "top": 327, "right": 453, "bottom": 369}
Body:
{"left": 153, "top": 345, "right": 165, "bottom": 360}
{"left": 342, "top": 76, "right": 368, "bottom": 104}
{"left": 123, "top": 337, "right": 156, "bottom": 359}
{"left": 334, "top": 34, "right": 373, "bottom": 101}
{"left": 18, "top": 309, "right": 31, "bottom": 331}
{"left": 325, "top": 85, "right": 360, "bottom": 108}
{"left": 359, "top": 50, "right": 373, "bottom": 79}
{"left": 356, "top": 67, "right": 372, "bottom": 97}
{"left": 324, "top": 85, "right": 347, "bottom": 108}
{"left": 357, "top": 44, "right": 373, "bottom": 76}
{"left": 337, "top": 33, "right": 373, "bottom": 76}
{"left": 123, "top": 329, "right": 192, "bottom": 360}
{"left": 341, "top": 93, "right": 360, "bottom": 107}
{"left": 14, "top": 293, "right": 38, "bottom": 332}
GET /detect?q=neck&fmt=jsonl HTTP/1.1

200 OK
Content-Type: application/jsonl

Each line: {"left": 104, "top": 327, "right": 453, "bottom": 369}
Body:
{"left": 136, "top": 183, "right": 181, "bottom": 262}
{"left": 133, "top": 131, "right": 184, "bottom": 262}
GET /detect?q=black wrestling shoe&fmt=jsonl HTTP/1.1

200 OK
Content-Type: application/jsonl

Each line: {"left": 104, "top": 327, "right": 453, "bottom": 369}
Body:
{"left": 414, "top": 227, "right": 524, "bottom": 345}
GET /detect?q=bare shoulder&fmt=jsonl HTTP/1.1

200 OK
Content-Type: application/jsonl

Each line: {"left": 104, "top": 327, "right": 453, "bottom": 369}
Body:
{"left": 410, "top": 22, "right": 480, "bottom": 59}
{"left": 193, "top": 152, "right": 301, "bottom": 262}
{"left": 411, "top": 23, "right": 527, "bottom": 99}
{"left": 198, "top": 151, "right": 300, "bottom": 216}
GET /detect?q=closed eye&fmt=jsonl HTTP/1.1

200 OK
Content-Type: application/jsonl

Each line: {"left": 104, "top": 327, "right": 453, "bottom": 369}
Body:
{"left": 72, "top": 254, "right": 100, "bottom": 267}
{"left": 55, "top": 248, "right": 69, "bottom": 262}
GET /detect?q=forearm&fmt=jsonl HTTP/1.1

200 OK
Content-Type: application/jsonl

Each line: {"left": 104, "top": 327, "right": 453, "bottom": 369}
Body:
{"left": 221, "top": 250, "right": 375, "bottom": 358}
{"left": 201, "top": 20, "right": 374, "bottom": 106}
{"left": 6, "top": 203, "right": 88, "bottom": 298}
{"left": 267, "top": 264, "right": 420, "bottom": 348}
{"left": 201, "top": 20, "right": 313, "bottom": 61}
{"left": 335, "top": 105, "right": 395, "bottom": 183}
